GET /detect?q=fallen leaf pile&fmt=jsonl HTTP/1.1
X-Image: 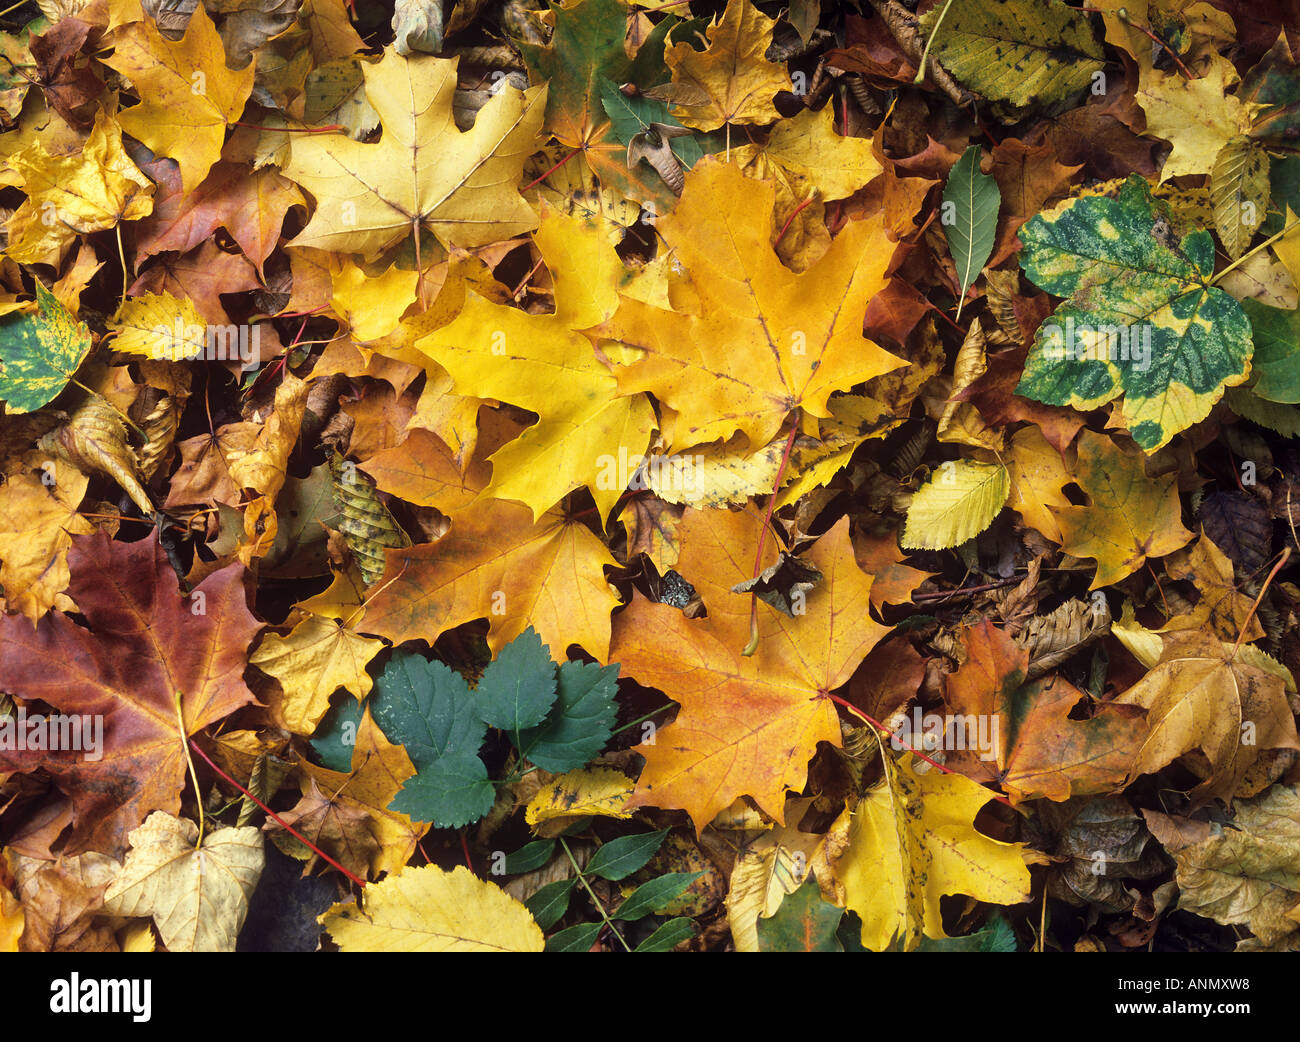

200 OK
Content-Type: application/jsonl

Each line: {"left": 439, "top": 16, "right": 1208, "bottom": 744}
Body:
{"left": 1, "top": 0, "right": 1300, "bottom": 954}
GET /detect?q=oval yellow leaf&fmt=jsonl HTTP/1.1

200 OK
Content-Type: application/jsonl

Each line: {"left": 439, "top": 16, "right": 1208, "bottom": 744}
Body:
{"left": 321, "top": 865, "right": 544, "bottom": 952}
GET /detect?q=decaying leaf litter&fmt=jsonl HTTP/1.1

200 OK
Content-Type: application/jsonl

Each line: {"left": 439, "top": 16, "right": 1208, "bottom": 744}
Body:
{"left": 0, "top": 0, "right": 1299, "bottom": 953}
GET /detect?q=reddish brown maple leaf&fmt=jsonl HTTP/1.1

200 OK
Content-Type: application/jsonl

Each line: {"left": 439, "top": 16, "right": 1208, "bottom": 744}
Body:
{"left": 0, "top": 531, "right": 261, "bottom": 856}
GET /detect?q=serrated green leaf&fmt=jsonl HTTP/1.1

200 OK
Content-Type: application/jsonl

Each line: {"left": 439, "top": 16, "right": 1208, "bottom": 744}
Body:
{"left": 372, "top": 652, "right": 494, "bottom": 826}
{"left": 756, "top": 879, "right": 844, "bottom": 952}
{"left": 545, "top": 921, "right": 603, "bottom": 952}
{"left": 918, "top": 0, "right": 1104, "bottom": 115}
{"left": 475, "top": 626, "right": 558, "bottom": 734}
{"left": 371, "top": 651, "right": 485, "bottom": 769}
{"left": 901, "top": 460, "right": 1010, "bottom": 550}
{"left": 915, "top": 915, "right": 1018, "bottom": 951}
{"left": 633, "top": 917, "right": 696, "bottom": 951}
{"left": 1015, "top": 174, "right": 1253, "bottom": 450}
{"left": 1211, "top": 136, "right": 1269, "bottom": 260}
{"left": 613, "top": 872, "right": 701, "bottom": 921}
{"left": 388, "top": 753, "right": 496, "bottom": 827}
{"left": 1227, "top": 387, "right": 1300, "bottom": 436}
{"left": 309, "top": 694, "right": 366, "bottom": 772}
{"left": 943, "top": 145, "right": 1000, "bottom": 318}
{"left": 503, "top": 839, "right": 556, "bottom": 875}
{"left": 514, "top": 659, "right": 619, "bottom": 772}
{"left": 525, "top": 878, "right": 577, "bottom": 931}
{"left": 0, "top": 282, "right": 94, "bottom": 413}
{"left": 1241, "top": 299, "right": 1300, "bottom": 403}
{"left": 585, "top": 829, "right": 669, "bottom": 882}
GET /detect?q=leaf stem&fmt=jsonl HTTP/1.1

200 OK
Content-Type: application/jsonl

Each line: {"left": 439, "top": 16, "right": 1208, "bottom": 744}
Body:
{"left": 187, "top": 737, "right": 370, "bottom": 888}
{"left": 174, "top": 690, "right": 205, "bottom": 848}
{"left": 1229, "top": 547, "right": 1289, "bottom": 659}
{"left": 559, "top": 836, "right": 631, "bottom": 951}
{"left": 1210, "top": 215, "right": 1300, "bottom": 285}
{"left": 116, "top": 224, "right": 128, "bottom": 303}
{"left": 912, "top": 0, "right": 956, "bottom": 86}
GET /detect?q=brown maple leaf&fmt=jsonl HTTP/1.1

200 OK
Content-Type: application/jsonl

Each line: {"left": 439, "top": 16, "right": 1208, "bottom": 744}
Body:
{"left": 0, "top": 531, "right": 261, "bottom": 856}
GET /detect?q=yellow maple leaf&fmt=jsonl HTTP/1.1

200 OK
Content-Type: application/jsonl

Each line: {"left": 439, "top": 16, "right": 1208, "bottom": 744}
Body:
{"left": 1050, "top": 429, "right": 1193, "bottom": 588}
{"left": 250, "top": 613, "right": 385, "bottom": 735}
{"left": 598, "top": 158, "right": 904, "bottom": 453}
{"left": 103, "top": 5, "right": 255, "bottom": 193}
{"left": 817, "top": 754, "right": 1033, "bottom": 951}
{"left": 651, "top": 0, "right": 788, "bottom": 131}
{"left": 1137, "top": 53, "right": 1263, "bottom": 183}
{"left": 414, "top": 206, "right": 655, "bottom": 519}
{"left": 283, "top": 47, "right": 546, "bottom": 260}
{"left": 5, "top": 109, "right": 154, "bottom": 265}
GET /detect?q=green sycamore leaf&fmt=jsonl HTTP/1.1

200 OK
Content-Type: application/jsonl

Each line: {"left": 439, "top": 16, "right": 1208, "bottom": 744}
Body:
{"left": 918, "top": 0, "right": 1104, "bottom": 116}
{"left": 474, "top": 626, "right": 557, "bottom": 734}
{"left": 0, "top": 282, "right": 95, "bottom": 414}
{"left": 371, "top": 651, "right": 495, "bottom": 827}
{"left": 1015, "top": 174, "right": 1253, "bottom": 450}
{"left": 942, "top": 145, "right": 1000, "bottom": 319}
{"left": 514, "top": 659, "right": 619, "bottom": 773}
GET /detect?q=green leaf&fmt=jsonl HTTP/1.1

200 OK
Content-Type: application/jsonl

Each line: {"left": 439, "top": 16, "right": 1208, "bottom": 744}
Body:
{"left": 514, "top": 659, "right": 619, "bottom": 772}
{"left": 1015, "top": 174, "right": 1253, "bottom": 450}
{"left": 919, "top": 0, "right": 1104, "bottom": 115}
{"left": 901, "top": 460, "right": 1009, "bottom": 551}
{"left": 914, "top": 915, "right": 1018, "bottom": 951}
{"left": 942, "top": 145, "right": 1000, "bottom": 317}
{"left": 525, "top": 878, "right": 576, "bottom": 931}
{"left": 387, "top": 753, "right": 495, "bottom": 828}
{"left": 474, "top": 626, "right": 557, "bottom": 734}
{"left": 309, "top": 694, "right": 366, "bottom": 772}
{"left": 633, "top": 917, "right": 696, "bottom": 951}
{"left": 503, "top": 839, "right": 556, "bottom": 875}
{"left": 584, "top": 829, "right": 669, "bottom": 882}
{"left": 756, "top": 879, "right": 845, "bottom": 951}
{"left": 612, "top": 872, "right": 701, "bottom": 921}
{"left": 545, "top": 921, "right": 603, "bottom": 952}
{"left": 371, "top": 652, "right": 494, "bottom": 827}
{"left": 1227, "top": 387, "right": 1300, "bottom": 437}
{"left": 1241, "top": 299, "right": 1300, "bottom": 403}
{"left": 371, "top": 651, "right": 485, "bottom": 770}
{"left": 599, "top": 78, "right": 705, "bottom": 167}
{"left": 0, "top": 282, "right": 94, "bottom": 414}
